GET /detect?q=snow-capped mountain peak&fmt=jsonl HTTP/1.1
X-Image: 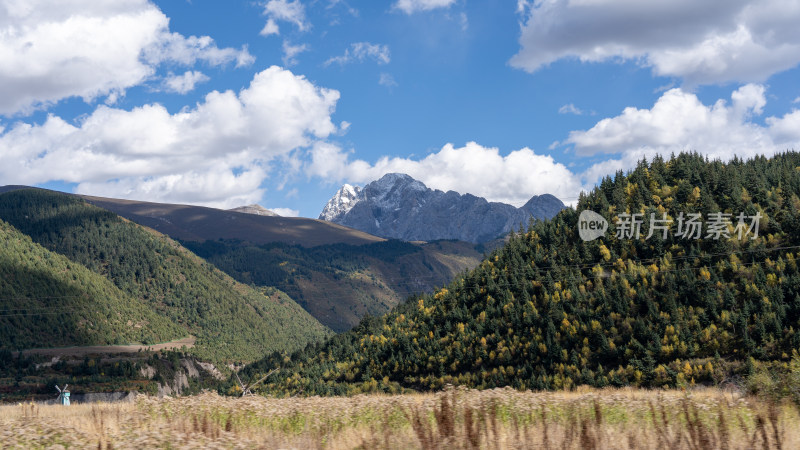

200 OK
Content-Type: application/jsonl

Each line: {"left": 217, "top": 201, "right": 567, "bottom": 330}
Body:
{"left": 319, "top": 183, "right": 363, "bottom": 221}
{"left": 318, "top": 173, "right": 565, "bottom": 243}
{"left": 365, "top": 173, "right": 426, "bottom": 208}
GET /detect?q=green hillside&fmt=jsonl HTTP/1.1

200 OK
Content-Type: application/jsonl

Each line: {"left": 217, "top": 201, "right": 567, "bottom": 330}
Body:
{"left": 240, "top": 152, "right": 800, "bottom": 395}
{"left": 182, "top": 239, "right": 484, "bottom": 332}
{"left": 0, "top": 189, "right": 332, "bottom": 362}
{"left": 73, "top": 192, "right": 486, "bottom": 333}
{"left": 0, "top": 219, "right": 183, "bottom": 349}
{"left": 43, "top": 190, "right": 487, "bottom": 333}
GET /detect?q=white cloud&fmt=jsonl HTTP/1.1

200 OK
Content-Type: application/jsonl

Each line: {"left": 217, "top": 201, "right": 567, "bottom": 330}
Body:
{"left": 270, "top": 207, "right": 300, "bottom": 217}
{"left": 262, "top": 0, "right": 309, "bottom": 34}
{"left": 566, "top": 84, "right": 773, "bottom": 157}
{"left": 458, "top": 12, "right": 468, "bottom": 31}
{"left": 394, "top": 0, "right": 458, "bottom": 14}
{"left": 78, "top": 169, "right": 268, "bottom": 208}
{"left": 379, "top": 73, "right": 398, "bottom": 88}
{"left": 322, "top": 85, "right": 800, "bottom": 206}
{"left": 327, "top": 0, "right": 359, "bottom": 17}
{"left": 564, "top": 84, "right": 800, "bottom": 184}
{"left": 282, "top": 40, "right": 308, "bottom": 66}
{"left": 325, "top": 42, "right": 390, "bottom": 66}
{"left": 306, "top": 141, "right": 583, "bottom": 206}
{"left": 558, "top": 103, "right": 583, "bottom": 115}
{"left": 162, "top": 71, "right": 209, "bottom": 94}
{"left": 0, "top": 0, "right": 253, "bottom": 116}
{"left": 0, "top": 66, "right": 340, "bottom": 208}
{"left": 765, "top": 110, "right": 800, "bottom": 144}
{"left": 260, "top": 18, "right": 280, "bottom": 36}
{"left": 511, "top": 0, "right": 800, "bottom": 85}
{"left": 142, "top": 32, "right": 254, "bottom": 68}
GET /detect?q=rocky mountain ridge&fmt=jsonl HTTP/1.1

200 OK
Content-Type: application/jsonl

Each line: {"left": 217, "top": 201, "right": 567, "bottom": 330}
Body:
{"left": 319, "top": 173, "right": 565, "bottom": 243}
{"left": 319, "top": 184, "right": 362, "bottom": 221}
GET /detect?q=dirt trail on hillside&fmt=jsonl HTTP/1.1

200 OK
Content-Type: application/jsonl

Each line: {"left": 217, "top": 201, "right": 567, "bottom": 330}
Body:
{"left": 13, "top": 336, "right": 196, "bottom": 357}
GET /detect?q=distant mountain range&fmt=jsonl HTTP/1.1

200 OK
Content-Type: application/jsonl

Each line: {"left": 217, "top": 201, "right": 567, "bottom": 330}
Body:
{"left": 229, "top": 204, "right": 279, "bottom": 216}
{"left": 320, "top": 173, "right": 565, "bottom": 243}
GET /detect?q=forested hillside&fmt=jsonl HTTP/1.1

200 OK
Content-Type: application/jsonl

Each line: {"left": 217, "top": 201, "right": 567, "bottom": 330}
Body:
{"left": 0, "top": 220, "right": 183, "bottom": 349}
{"left": 182, "top": 239, "right": 483, "bottom": 332}
{"left": 0, "top": 189, "right": 332, "bottom": 362}
{"left": 240, "top": 152, "right": 800, "bottom": 395}
{"left": 71, "top": 191, "right": 486, "bottom": 332}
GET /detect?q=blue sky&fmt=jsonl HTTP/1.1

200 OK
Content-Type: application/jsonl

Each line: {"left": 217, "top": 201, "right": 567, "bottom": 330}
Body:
{"left": 2, "top": 1, "right": 800, "bottom": 217}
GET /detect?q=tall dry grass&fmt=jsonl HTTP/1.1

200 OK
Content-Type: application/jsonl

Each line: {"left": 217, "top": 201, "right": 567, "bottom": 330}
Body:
{"left": 1, "top": 386, "right": 798, "bottom": 449}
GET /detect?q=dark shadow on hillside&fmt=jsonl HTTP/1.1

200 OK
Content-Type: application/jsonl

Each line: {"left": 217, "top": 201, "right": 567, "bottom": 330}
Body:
{"left": 0, "top": 261, "right": 107, "bottom": 350}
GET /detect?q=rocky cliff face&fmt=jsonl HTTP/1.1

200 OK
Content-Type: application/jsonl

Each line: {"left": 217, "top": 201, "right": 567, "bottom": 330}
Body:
{"left": 319, "top": 173, "right": 564, "bottom": 243}
{"left": 319, "top": 184, "right": 362, "bottom": 221}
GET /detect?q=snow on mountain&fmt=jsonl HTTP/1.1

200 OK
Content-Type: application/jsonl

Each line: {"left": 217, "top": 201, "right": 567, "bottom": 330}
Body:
{"left": 318, "top": 184, "right": 363, "bottom": 221}
{"left": 318, "top": 173, "right": 565, "bottom": 243}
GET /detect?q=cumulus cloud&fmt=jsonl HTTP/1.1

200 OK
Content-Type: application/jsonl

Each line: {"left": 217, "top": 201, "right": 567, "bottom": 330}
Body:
{"left": 142, "top": 32, "right": 254, "bottom": 68}
{"left": 78, "top": 169, "right": 268, "bottom": 208}
{"left": 564, "top": 84, "right": 800, "bottom": 184}
{"left": 260, "top": 19, "right": 280, "bottom": 36}
{"left": 0, "top": 0, "right": 252, "bottom": 116}
{"left": 269, "top": 207, "right": 300, "bottom": 217}
{"left": 310, "top": 84, "right": 800, "bottom": 207}
{"left": 0, "top": 66, "right": 340, "bottom": 208}
{"left": 324, "top": 42, "right": 390, "bottom": 66}
{"left": 394, "top": 0, "right": 458, "bottom": 14}
{"left": 162, "top": 71, "right": 209, "bottom": 94}
{"left": 458, "top": 12, "right": 469, "bottom": 31}
{"left": 379, "top": 73, "right": 398, "bottom": 88}
{"left": 558, "top": 103, "right": 584, "bottom": 115}
{"left": 327, "top": 0, "right": 359, "bottom": 17}
{"left": 306, "top": 141, "right": 584, "bottom": 206}
{"left": 567, "top": 84, "right": 773, "bottom": 156}
{"left": 261, "top": 0, "right": 309, "bottom": 35}
{"left": 511, "top": 0, "right": 800, "bottom": 85}
{"left": 282, "top": 40, "right": 309, "bottom": 66}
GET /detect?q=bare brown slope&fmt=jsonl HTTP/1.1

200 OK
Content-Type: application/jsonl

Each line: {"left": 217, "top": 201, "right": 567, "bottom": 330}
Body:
{"left": 291, "top": 240, "right": 484, "bottom": 331}
{"left": 80, "top": 195, "right": 384, "bottom": 247}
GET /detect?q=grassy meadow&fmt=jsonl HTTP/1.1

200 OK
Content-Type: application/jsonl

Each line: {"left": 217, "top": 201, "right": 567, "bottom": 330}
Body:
{"left": 1, "top": 386, "right": 799, "bottom": 449}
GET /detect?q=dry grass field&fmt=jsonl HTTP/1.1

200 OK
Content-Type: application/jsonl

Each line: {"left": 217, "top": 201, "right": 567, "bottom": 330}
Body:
{"left": 1, "top": 386, "right": 798, "bottom": 449}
